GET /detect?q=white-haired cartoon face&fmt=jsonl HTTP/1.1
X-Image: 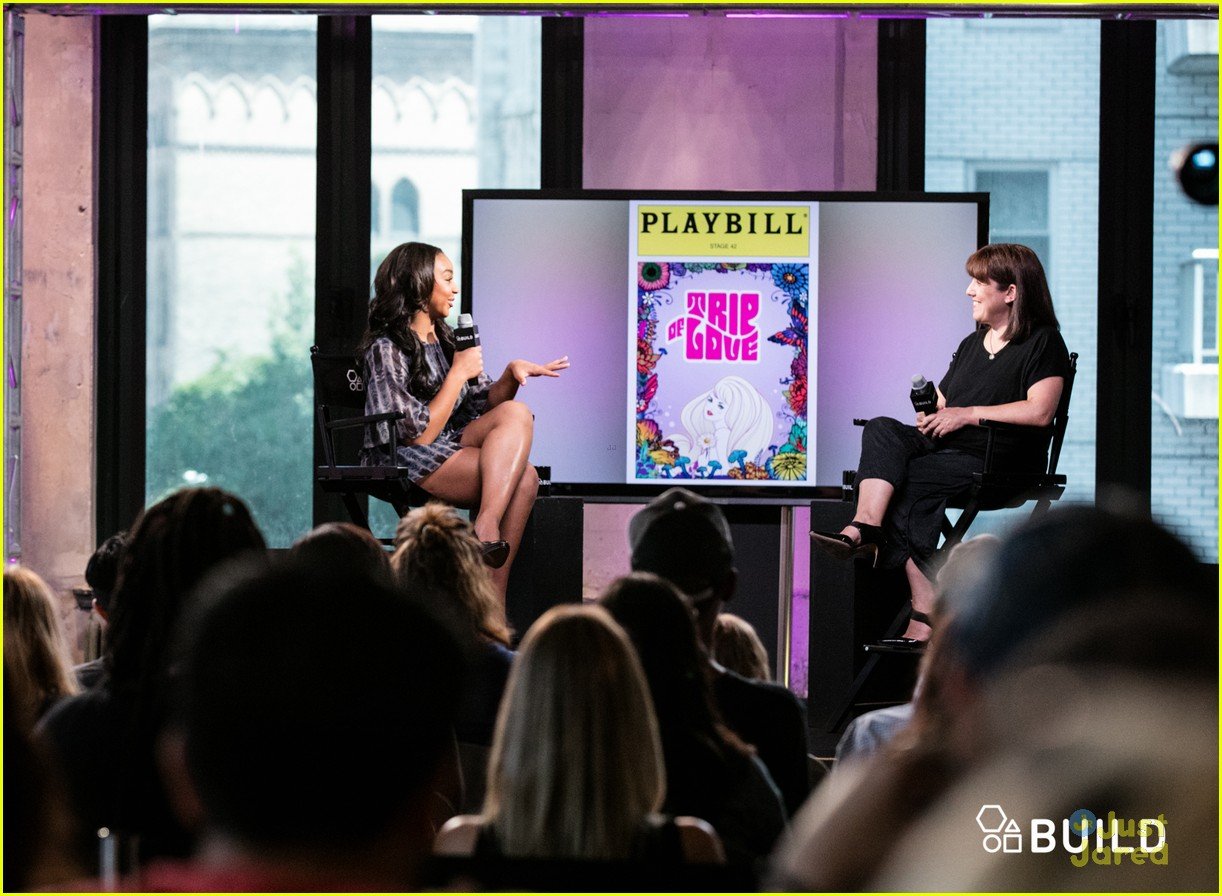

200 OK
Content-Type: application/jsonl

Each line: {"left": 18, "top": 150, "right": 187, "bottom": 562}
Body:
{"left": 702, "top": 392, "right": 728, "bottom": 425}
{"left": 672, "top": 375, "right": 775, "bottom": 471}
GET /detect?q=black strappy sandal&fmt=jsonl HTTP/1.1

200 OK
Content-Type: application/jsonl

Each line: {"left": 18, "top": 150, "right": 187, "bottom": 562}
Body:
{"left": 877, "top": 609, "right": 933, "bottom": 650}
{"left": 810, "top": 521, "right": 886, "bottom": 567}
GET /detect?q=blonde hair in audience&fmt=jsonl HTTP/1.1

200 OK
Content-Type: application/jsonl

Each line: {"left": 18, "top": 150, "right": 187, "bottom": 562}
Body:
{"left": 391, "top": 502, "right": 511, "bottom": 646}
{"left": 4, "top": 565, "right": 79, "bottom": 724}
{"left": 484, "top": 604, "right": 665, "bottom": 859}
{"left": 711, "top": 613, "right": 771, "bottom": 681}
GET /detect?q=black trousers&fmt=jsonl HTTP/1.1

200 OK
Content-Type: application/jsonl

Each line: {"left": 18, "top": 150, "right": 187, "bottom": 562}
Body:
{"left": 854, "top": 417, "right": 984, "bottom": 571}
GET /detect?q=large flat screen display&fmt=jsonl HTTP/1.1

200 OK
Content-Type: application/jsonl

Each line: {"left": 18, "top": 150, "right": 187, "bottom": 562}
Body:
{"left": 462, "top": 191, "right": 987, "bottom": 500}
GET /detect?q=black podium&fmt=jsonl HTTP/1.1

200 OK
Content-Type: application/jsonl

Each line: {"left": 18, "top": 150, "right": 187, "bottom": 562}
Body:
{"left": 505, "top": 496, "right": 584, "bottom": 639}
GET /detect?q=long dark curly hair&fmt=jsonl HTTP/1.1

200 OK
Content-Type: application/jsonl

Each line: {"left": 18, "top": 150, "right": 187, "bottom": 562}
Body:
{"left": 357, "top": 241, "right": 456, "bottom": 400}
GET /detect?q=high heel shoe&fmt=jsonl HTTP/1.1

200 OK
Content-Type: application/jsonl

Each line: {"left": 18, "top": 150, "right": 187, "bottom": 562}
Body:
{"left": 877, "top": 609, "right": 932, "bottom": 650}
{"left": 480, "top": 540, "right": 510, "bottom": 569}
{"left": 810, "top": 521, "right": 886, "bottom": 566}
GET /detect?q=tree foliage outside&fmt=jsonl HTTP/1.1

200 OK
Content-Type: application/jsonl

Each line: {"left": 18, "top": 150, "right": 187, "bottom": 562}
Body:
{"left": 146, "top": 255, "right": 315, "bottom": 547}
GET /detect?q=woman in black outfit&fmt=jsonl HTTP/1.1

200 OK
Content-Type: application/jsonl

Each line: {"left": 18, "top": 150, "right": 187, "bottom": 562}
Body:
{"left": 812, "top": 244, "right": 1070, "bottom": 644}
{"left": 357, "top": 242, "right": 567, "bottom": 600}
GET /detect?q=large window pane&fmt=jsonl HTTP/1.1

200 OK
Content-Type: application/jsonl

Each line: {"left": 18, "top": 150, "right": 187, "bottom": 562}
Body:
{"left": 147, "top": 14, "right": 316, "bottom": 546}
{"left": 368, "top": 14, "right": 540, "bottom": 535}
{"left": 1151, "top": 20, "right": 1218, "bottom": 562}
{"left": 926, "top": 18, "right": 1100, "bottom": 536}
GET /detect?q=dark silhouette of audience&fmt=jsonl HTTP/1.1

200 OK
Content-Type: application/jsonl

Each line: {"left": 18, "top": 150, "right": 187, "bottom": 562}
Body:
{"left": 288, "top": 520, "right": 390, "bottom": 582}
{"left": 37, "top": 487, "right": 267, "bottom": 869}
{"left": 770, "top": 503, "right": 1217, "bottom": 891}
{"left": 9, "top": 481, "right": 1213, "bottom": 893}
{"left": 601, "top": 572, "right": 786, "bottom": 871}
{"left": 4, "top": 666, "right": 82, "bottom": 891}
{"left": 74, "top": 531, "right": 129, "bottom": 690}
{"left": 144, "top": 553, "right": 467, "bottom": 891}
{"left": 629, "top": 486, "right": 812, "bottom": 817}
{"left": 389, "top": 502, "right": 514, "bottom": 748}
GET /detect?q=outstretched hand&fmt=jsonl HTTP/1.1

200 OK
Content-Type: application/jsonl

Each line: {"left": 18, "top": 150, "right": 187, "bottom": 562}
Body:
{"left": 506, "top": 356, "right": 570, "bottom": 385}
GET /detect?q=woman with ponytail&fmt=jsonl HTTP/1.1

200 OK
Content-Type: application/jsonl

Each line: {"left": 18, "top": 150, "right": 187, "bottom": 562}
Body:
{"left": 390, "top": 502, "right": 514, "bottom": 746}
{"left": 358, "top": 242, "right": 567, "bottom": 601}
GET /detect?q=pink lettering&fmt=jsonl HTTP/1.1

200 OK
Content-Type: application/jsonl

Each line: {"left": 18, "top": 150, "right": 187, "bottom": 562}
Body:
{"left": 678, "top": 289, "right": 762, "bottom": 363}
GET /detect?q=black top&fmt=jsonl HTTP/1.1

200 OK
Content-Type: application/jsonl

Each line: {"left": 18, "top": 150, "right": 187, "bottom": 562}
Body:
{"left": 938, "top": 325, "right": 1071, "bottom": 465}
{"left": 712, "top": 669, "right": 811, "bottom": 817}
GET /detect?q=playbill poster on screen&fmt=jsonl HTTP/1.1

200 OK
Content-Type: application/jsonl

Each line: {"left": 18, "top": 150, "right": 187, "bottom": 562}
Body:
{"left": 628, "top": 201, "right": 819, "bottom": 487}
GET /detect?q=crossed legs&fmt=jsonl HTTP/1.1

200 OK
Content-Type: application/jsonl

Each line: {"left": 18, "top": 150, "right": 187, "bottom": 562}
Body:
{"left": 418, "top": 400, "right": 539, "bottom": 600}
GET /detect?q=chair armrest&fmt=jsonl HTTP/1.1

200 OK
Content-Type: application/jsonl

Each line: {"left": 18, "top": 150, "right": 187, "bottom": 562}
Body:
{"left": 978, "top": 418, "right": 1053, "bottom": 472}
{"left": 977, "top": 417, "right": 1028, "bottom": 432}
{"left": 324, "top": 411, "right": 404, "bottom": 431}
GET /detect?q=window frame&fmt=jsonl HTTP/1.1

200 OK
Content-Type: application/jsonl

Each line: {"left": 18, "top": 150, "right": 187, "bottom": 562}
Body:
{"left": 96, "top": 12, "right": 576, "bottom": 541}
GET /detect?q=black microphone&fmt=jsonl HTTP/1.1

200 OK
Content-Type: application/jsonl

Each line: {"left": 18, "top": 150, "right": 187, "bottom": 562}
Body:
{"left": 454, "top": 313, "right": 482, "bottom": 388}
{"left": 910, "top": 375, "right": 937, "bottom": 415}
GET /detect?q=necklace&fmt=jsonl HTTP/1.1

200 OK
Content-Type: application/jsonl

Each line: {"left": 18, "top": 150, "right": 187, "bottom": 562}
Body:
{"left": 985, "top": 330, "right": 998, "bottom": 360}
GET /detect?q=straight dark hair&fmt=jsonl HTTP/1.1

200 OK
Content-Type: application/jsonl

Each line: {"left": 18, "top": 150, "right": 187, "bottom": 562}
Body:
{"left": 965, "top": 243, "right": 1059, "bottom": 343}
{"left": 357, "top": 241, "right": 455, "bottom": 400}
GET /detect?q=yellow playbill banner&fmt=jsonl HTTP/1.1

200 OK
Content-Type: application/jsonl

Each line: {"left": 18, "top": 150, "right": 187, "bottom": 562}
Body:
{"left": 636, "top": 205, "right": 811, "bottom": 257}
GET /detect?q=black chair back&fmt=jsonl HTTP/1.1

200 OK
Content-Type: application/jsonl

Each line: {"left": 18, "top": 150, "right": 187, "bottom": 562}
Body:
{"left": 309, "top": 345, "right": 425, "bottom": 530}
{"left": 1045, "top": 352, "right": 1078, "bottom": 476}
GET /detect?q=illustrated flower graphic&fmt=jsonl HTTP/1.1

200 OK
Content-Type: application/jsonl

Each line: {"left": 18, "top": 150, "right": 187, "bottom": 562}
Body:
{"left": 697, "top": 433, "right": 716, "bottom": 451}
{"left": 767, "top": 452, "right": 807, "bottom": 481}
{"left": 638, "top": 262, "right": 670, "bottom": 292}
{"left": 637, "top": 419, "right": 660, "bottom": 446}
{"left": 786, "top": 377, "right": 807, "bottom": 416}
{"left": 771, "top": 263, "right": 808, "bottom": 298}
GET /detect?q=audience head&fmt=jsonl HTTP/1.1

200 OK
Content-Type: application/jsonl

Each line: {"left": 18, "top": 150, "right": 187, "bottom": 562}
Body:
{"left": 84, "top": 531, "right": 128, "bottom": 617}
{"left": 484, "top": 604, "right": 664, "bottom": 860}
{"left": 169, "top": 554, "right": 465, "bottom": 882}
{"left": 290, "top": 521, "right": 389, "bottom": 582}
{"left": 965, "top": 242, "right": 1058, "bottom": 341}
{"left": 930, "top": 534, "right": 1001, "bottom": 624}
{"left": 600, "top": 572, "right": 725, "bottom": 745}
{"left": 949, "top": 503, "right": 1212, "bottom": 683}
{"left": 105, "top": 487, "right": 266, "bottom": 691}
{"left": 3, "top": 564, "right": 80, "bottom": 725}
{"left": 711, "top": 614, "right": 771, "bottom": 682}
{"left": 390, "top": 502, "right": 511, "bottom": 647}
{"left": 628, "top": 487, "right": 736, "bottom": 647}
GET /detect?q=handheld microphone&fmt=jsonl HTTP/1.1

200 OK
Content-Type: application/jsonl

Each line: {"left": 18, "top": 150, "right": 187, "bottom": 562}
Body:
{"left": 454, "top": 313, "right": 482, "bottom": 388}
{"left": 910, "top": 375, "right": 937, "bottom": 415}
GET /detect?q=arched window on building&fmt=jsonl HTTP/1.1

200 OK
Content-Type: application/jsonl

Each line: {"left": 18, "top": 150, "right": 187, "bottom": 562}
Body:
{"left": 391, "top": 178, "right": 420, "bottom": 235}
{"left": 371, "top": 183, "right": 381, "bottom": 235}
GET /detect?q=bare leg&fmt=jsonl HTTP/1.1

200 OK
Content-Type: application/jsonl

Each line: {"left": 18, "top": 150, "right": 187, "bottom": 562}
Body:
{"left": 416, "top": 401, "right": 536, "bottom": 601}
{"left": 456, "top": 400, "right": 533, "bottom": 543}
{"left": 903, "top": 557, "right": 935, "bottom": 640}
{"left": 842, "top": 477, "right": 894, "bottom": 544}
{"left": 488, "top": 464, "right": 539, "bottom": 598}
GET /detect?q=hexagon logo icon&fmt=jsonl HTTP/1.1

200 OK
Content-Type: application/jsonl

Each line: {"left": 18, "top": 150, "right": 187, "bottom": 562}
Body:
{"left": 978, "top": 804, "right": 1011, "bottom": 854}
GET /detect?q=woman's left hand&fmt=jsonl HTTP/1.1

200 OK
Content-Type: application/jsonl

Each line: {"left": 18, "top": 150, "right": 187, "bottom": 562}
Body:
{"left": 506, "top": 356, "right": 570, "bottom": 385}
{"left": 916, "top": 405, "right": 977, "bottom": 439}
